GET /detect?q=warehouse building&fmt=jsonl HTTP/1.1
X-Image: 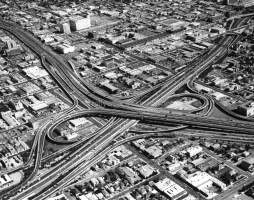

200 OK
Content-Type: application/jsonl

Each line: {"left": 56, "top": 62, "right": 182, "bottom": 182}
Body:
{"left": 237, "top": 101, "right": 254, "bottom": 117}
{"left": 154, "top": 178, "right": 188, "bottom": 200}
{"left": 69, "top": 117, "right": 92, "bottom": 131}
{"left": 0, "top": 174, "right": 13, "bottom": 190}
{"left": 56, "top": 44, "right": 75, "bottom": 54}
{"left": 1, "top": 111, "right": 20, "bottom": 128}
{"left": 185, "top": 146, "right": 203, "bottom": 158}
{"left": 240, "top": 157, "right": 254, "bottom": 172}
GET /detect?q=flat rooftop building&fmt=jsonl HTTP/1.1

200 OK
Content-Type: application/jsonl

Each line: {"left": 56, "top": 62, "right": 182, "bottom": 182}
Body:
{"left": 69, "top": 16, "right": 91, "bottom": 31}
{"left": 56, "top": 44, "right": 75, "bottom": 54}
{"left": 69, "top": 117, "right": 92, "bottom": 131}
{"left": 240, "top": 157, "right": 254, "bottom": 171}
{"left": 237, "top": 101, "right": 254, "bottom": 117}
{"left": 185, "top": 145, "right": 202, "bottom": 157}
{"left": 0, "top": 174, "right": 13, "bottom": 189}
{"left": 100, "top": 81, "right": 119, "bottom": 94}
{"left": 1, "top": 111, "right": 20, "bottom": 128}
{"left": 154, "top": 178, "right": 187, "bottom": 200}
{"left": 47, "top": 194, "right": 69, "bottom": 200}
{"left": 22, "top": 66, "right": 48, "bottom": 79}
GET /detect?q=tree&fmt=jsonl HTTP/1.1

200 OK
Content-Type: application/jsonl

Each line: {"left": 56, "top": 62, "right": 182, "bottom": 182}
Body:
{"left": 104, "top": 173, "right": 110, "bottom": 182}
{"left": 97, "top": 183, "right": 103, "bottom": 192}
{"left": 75, "top": 185, "right": 84, "bottom": 193}
{"left": 245, "top": 144, "right": 250, "bottom": 151}
{"left": 108, "top": 171, "right": 117, "bottom": 182}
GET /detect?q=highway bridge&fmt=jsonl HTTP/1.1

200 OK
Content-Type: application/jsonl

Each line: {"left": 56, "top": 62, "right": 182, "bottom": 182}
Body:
{"left": 227, "top": 12, "right": 254, "bottom": 21}
{"left": 43, "top": 109, "right": 254, "bottom": 135}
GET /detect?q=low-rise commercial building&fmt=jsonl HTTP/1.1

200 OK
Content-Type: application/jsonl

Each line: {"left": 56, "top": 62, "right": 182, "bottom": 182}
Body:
{"left": 237, "top": 101, "right": 254, "bottom": 117}
{"left": 9, "top": 100, "right": 24, "bottom": 111}
{"left": 5, "top": 47, "right": 21, "bottom": 56}
{"left": 22, "top": 66, "right": 48, "bottom": 79}
{"left": 177, "top": 170, "right": 226, "bottom": 198}
{"left": 154, "top": 178, "right": 188, "bottom": 200}
{"left": 182, "top": 194, "right": 197, "bottom": 200}
{"left": 65, "top": 133, "right": 79, "bottom": 140}
{"left": 69, "top": 117, "right": 92, "bottom": 131}
{"left": 0, "top": 119, "right": 8, "bottom": 130}
{"left": 20, "top": 83, "right": 41, "bottom": 95}
{"left": 116, "top": 166, "right": 141, "bottom": 185}
{"left": 0, "top": 174, "right": 13, "bottom": 189}
{"left": 138, "top": 164, "right": 155, "bottom": 178}
{"left": 144, "top": 145, "right": 163, "bottom": 158}
{"left": 240, "top": 157, "right": 254, "bottom": 172}
{"left": 209, "top": 27, "right": 226, "bottom": 34}
{"left": 132, "top": 139, "right": 146, "bottom": 150}
{"left": 185, "top": 146, "right": 202, "bottom": 158}
{"left": 1, "top": 111, "right": 20, "bottom": 128}
{"left": 56, "top": 44, "right": 75, "bottom": 54}
{"left": 100, "top": 81, "right": 119, "bottom": 94}
{"left": 47, "top": 193, "right": 69, "bottom": 200}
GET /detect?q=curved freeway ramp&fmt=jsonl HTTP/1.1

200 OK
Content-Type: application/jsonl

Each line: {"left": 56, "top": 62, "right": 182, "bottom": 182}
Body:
{"left": 46, "top": 109, "right": 254, "bottom": 142}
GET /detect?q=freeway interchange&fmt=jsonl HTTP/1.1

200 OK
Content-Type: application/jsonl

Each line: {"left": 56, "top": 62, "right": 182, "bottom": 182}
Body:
{"left": 0, "top": 15, "right": 254, "bottom": 200}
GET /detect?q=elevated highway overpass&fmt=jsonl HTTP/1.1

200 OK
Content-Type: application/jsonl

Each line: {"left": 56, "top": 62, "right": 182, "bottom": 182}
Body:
{"left": 45, "top": 109, "right": 254, "bottom": 138}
